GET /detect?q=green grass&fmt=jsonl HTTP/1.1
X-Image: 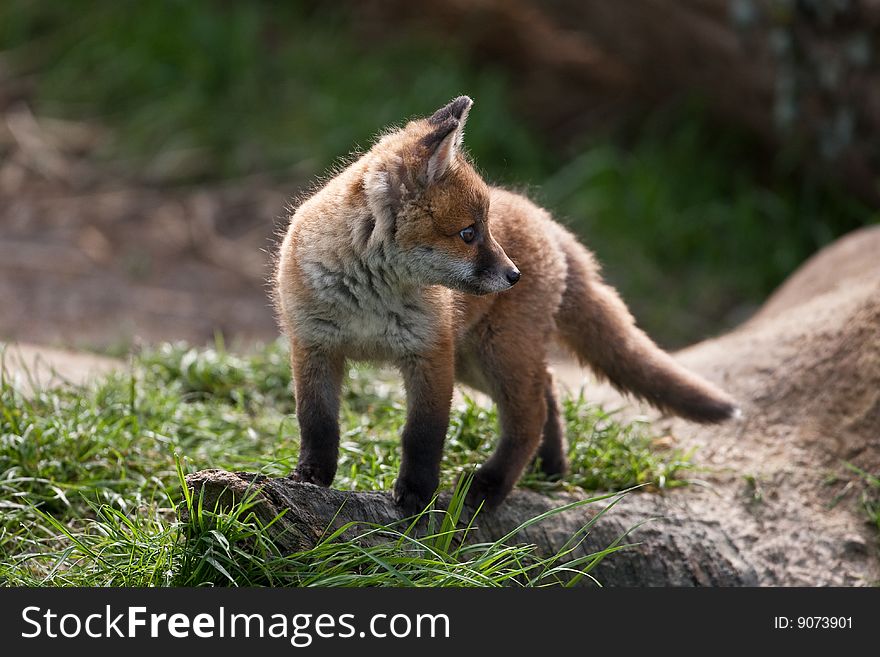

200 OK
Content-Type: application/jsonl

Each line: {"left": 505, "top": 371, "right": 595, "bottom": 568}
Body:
{"left": 0, "top": 340, "right": 686, "bottom": 586}
{"left": 844, "top": 463, "right": 880, "bottom": 536}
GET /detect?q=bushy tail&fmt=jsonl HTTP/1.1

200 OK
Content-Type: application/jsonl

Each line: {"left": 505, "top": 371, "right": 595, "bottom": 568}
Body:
{"left": 554, "top": 237, "right": 738, "bottom": 424}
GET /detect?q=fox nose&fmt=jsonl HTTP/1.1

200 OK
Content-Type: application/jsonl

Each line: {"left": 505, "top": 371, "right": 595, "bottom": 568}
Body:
{"left": 505, "top": 268, "right": 521, "bottom": 285}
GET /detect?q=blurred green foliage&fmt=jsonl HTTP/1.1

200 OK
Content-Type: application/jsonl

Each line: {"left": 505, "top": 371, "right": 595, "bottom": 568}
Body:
{"left": 538, "top": 114, "right": 873, "bottom": 343}
{"left": 0, "top": 0, "right": 549, "bottom": 181}
{"left": 1, "top": 0, "right": 876, "bottom": 345}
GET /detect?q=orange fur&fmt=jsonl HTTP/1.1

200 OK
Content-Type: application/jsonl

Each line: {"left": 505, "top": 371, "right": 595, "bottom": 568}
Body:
{"left": 274, "top": 96, "right": 738, "bottom": 509}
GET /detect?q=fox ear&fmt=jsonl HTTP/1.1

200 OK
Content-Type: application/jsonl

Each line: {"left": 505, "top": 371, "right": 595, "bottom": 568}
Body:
{"left": 423, "top": 119, "right": 459, "bottom": 184}
{"left": 422, "top": 96, "right": 473, "bottom": 184}
{"left": 427, "top": 96, "right": 473, "bottom": 128}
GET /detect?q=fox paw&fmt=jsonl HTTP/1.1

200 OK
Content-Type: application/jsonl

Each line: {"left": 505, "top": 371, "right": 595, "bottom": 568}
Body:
{"left": 289, "top": 463, "right": 334, "bottom": 487}
{"left": 465, "top": 469, "right": 513, "bottom": 510}
{"left": 534, "top": 454, "right": 568, "bottom": 479}
{"left": 392, "top": 478, "right": 434, "bottom": 515}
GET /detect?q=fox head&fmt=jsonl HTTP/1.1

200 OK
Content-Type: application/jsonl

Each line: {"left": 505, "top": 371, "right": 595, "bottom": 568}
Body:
{"left": 362, "top": 96, "right": 520, "bottom": 295}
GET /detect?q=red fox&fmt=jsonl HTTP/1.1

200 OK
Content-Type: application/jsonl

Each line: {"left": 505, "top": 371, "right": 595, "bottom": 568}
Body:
{"left": 274, "top": 96, "right": 738, "bottom": 510}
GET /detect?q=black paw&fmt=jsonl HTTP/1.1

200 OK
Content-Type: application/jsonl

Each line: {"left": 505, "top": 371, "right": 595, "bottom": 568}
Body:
{"left": 465, "top": 468, "right": 513, "bottom": 511}
{"left": 289, "top": 462, "right": 334, "bottom": 487}
{"left": 534, "top": 453, "right": 568, "bottom": 479}
{"left": 392, "top": 477, "right": 434, "bottom": 515}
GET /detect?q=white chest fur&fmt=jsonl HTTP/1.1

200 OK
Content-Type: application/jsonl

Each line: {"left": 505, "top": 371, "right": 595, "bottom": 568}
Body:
{"left": 297, "top": 253, "right": 437, "bottom": 359}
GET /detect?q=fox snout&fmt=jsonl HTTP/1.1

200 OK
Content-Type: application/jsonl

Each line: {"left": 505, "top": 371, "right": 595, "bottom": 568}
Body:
{"left": 471, "top": 240, "right": 520, "bottom": 294}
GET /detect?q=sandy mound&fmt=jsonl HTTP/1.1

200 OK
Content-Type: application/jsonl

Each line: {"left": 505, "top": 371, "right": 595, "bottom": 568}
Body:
{"left": 555, "top": 225, "right": 880, "bottom": 585}
{"left": 748, "top": 225, "right": 880, "bottom": 325}
{"left": 675, "top": 225, "right": 880, "bottom": 476}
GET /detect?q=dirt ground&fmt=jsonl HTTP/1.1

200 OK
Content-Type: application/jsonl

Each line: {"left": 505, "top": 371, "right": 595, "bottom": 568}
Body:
{"left": 0, "top": 105, "right": 288, "bottom": 349}
{"left": 0, "top": 341, "right": 120, "bottom": 393}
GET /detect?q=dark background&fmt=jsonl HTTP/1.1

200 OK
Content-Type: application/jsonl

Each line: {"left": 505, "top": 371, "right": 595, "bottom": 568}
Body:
{"left": 1, "top": 0, "right": 877, "bottom": 351}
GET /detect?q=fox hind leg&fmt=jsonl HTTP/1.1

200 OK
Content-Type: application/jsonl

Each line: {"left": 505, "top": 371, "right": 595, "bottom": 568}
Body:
{"left": 467, "top": 334, "right": 549, "bottom": 508}
{"left": 535, "top": 371, "right": 568, "bottom": 478}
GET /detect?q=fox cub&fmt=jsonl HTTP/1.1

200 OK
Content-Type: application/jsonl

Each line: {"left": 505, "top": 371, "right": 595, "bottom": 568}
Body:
{"left": 274, "top": 96, "right": 738, "bottom": 510}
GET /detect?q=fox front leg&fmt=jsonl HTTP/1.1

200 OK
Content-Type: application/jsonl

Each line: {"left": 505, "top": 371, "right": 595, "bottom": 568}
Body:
{"left": 289, "top": 342, "right": 345, "bottom": 487}
{"left": 393, "top": 345, "right": 455, "bottom": 512}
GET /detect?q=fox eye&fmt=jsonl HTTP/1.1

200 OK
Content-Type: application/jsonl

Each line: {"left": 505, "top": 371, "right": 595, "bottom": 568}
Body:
{"left": 459, "top": 225, "right": 476, "bottom": 243}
